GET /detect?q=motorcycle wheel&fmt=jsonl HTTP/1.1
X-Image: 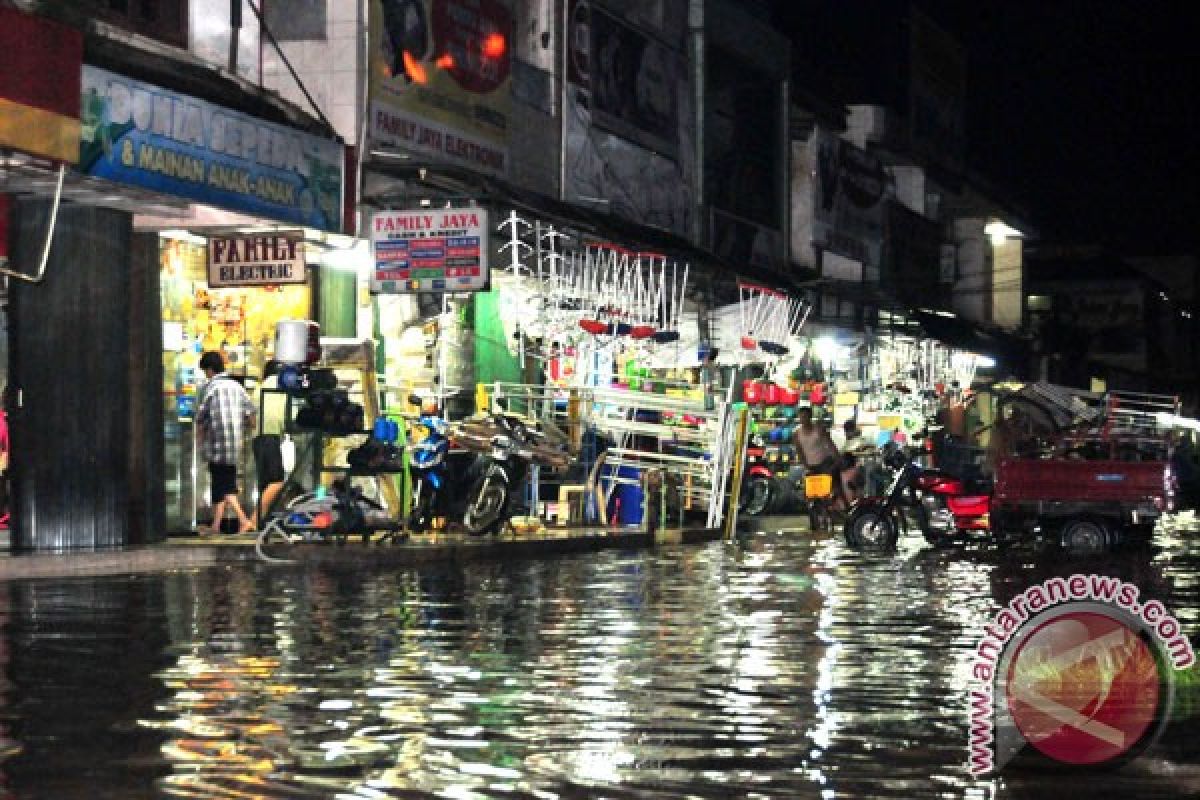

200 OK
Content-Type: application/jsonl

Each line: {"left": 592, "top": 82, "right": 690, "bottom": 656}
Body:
{"left": 844, "top": 508, "right": 899, "bottom": 549}
{"left": 464, "top": 471, "right": 509, "bottom": 535}
{"left": 407, "top": 481, "right": 431, "bottom": 533}
{"left": 742, "top": 476, "right": 773, "bottom": 516}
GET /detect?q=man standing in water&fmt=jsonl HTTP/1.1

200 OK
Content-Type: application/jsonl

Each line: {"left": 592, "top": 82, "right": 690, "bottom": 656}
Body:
{"left": 793, "top": 405, "right": 847, "bottom": 508}
{"left": 196, "top": 351, "right": 256, "bottom": 534}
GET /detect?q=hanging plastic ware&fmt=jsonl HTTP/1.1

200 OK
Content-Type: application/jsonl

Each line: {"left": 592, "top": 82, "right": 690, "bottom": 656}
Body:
{"left": 759, "top": 341, "right": 789, "bottom": 356}
{"left": 741, "top": 335, "right": 757, "bottom": 350}
{"left": 652, "top": 330, "right": 680, "bottom": 344}
{"left": 613, "top": 322, "right": 632, "bottom": 336}
{"left": 630, "top": 325, "right": 656, "bottom": 339}
{"left": 579, "top": 319, "right": 608, "bottom": 335}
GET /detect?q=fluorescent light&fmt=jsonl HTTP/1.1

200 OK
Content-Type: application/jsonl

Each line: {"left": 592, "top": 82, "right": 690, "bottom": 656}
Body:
{"left": 814, "top": 336, "right": 839, "bottom": 363}
{"left": 976, "top": 355, "right": 997, "bottom": 369}
{"left": 319, "top": 239, "right": 371, "bottom": 274}
{"left": 159, "top": 229, "right": 207, "bottom": 246}
{"left": 985, "top": 220, "right": 1024, "bottom": 245}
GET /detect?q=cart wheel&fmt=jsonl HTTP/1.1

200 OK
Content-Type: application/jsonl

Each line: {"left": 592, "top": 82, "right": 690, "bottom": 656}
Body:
{"left": 1059, "top": 517, "right": 1113, "bottom": 556}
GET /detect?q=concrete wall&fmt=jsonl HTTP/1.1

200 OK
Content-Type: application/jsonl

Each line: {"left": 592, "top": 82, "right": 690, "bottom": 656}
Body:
{"left": 261, "top": 0, "right": 363, "bottom": 145}
{"left": 991, "top": 237, "right": 1023, "bottom": 331}
{"left": 952, "top": 217, "right": 988, "bottom": 323}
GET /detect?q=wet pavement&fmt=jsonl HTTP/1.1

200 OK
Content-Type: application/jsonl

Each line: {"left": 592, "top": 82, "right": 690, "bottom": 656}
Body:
{"left": 0, "top": 516, "right": 1198, "bottom": 798}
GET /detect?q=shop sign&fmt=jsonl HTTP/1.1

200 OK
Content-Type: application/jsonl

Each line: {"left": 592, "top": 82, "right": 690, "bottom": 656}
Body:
{"left": 369, "top": 208, "right": 488, "bottom": 294}
{"left": 562, "top": 0, "right": 693, "bottom": 237}
{"left": 581, "top": 5, "right": 681, "bottom": 159}
{"left": 207, "top": 231, "right": 307, "bottom": 288}
{"left": 78, "top": 66, "right": 344, "bottom": 233}
{"left": 0, "top": 7, "right": 82, "bottom": 164}
{"left": 367, "top": 0, "right": 512, "bottom": 177}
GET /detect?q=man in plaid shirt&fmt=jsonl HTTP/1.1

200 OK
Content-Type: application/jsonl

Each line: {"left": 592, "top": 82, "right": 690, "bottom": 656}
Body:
{"left": 196, "top": 351, "right": 256, "bottom": 534}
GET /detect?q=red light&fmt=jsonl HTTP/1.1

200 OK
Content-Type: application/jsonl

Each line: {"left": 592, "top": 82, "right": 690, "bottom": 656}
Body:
{"left": 402, "top": 50, "right": 427, "bottom": 84}
{"left": 481, "top": 32, "right": 506, "bottom": 59}
{"left": 435, "top": 53, "right": 455, "bottom": 70}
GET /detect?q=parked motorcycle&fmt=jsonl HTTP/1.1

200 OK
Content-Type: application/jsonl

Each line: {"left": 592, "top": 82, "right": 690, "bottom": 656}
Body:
{"left": 456, "top": 413, "right": 569, "bottom": 535}
{"left": 406, "top": 398, "right": 450, "bottom": 534}
{"left": 739, "top": 443, "right": 776, "bottom": 516}
{"left": 843, "top": 443, "right": 990, "bottom": 549}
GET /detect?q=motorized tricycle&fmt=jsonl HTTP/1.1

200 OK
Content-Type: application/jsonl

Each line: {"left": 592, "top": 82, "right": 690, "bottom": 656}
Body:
{"left": 843, "top": 443, "right": 990, "bottom": 548}
{"left": 844, "top": 383, "right": 1180, "bottom": 554}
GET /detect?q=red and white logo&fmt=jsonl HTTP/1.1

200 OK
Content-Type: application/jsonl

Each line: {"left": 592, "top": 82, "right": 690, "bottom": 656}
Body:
{"left": 966, "top": 575, "right": 1193, "bottom": 775}
{"left": 1005, "top": 610, "right": 1162, "bottom": 765}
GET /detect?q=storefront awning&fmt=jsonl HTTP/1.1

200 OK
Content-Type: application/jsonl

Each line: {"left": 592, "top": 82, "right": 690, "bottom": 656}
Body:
{"left": 361, "top": 156, "right": 802, "bottom": 300}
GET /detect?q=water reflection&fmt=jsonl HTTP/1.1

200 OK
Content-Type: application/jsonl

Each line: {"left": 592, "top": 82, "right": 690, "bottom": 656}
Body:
{"left": 0, "top": 527, "right": 1196, "bottom": 798}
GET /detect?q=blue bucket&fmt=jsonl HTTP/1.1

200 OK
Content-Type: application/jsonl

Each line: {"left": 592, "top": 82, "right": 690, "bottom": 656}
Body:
{"left": 608, "top": 465, "right": 644, "bottom": 525}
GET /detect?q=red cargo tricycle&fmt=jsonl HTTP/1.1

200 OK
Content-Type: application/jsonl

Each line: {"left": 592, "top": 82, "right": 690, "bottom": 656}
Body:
{"left": 845, "top": 384, "right": 1179, "bottom": 553}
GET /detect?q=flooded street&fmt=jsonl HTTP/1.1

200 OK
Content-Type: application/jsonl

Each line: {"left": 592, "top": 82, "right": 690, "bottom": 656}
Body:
{"left": 1, "top": 523, "right": 1198, "bottom": 799}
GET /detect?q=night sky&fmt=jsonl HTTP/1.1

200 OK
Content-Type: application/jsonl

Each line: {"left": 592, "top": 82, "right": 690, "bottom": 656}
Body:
{"left": 774, "top": 1, "right": 1199, "bottom": 256}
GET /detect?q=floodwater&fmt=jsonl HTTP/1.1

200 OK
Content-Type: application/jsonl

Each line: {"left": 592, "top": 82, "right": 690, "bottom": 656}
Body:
{"left": 1, "top": 519, "right": 1199, "bottom": 799}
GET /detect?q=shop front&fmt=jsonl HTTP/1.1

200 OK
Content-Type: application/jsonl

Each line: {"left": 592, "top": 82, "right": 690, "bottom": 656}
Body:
{"left": 3, "top": 35, "right": 346, "bottom": 547}
{"left": 158, "top": 229, "right": 316, "bottom": 531}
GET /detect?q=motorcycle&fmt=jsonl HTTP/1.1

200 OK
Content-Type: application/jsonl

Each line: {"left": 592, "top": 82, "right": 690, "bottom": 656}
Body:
{"left": 739, "top": 442, "right": 776, "bottom": 516}
{"left": 457, "top": 413, "right": 569, "bottom": 536}
{"left": 843, "top": 443, "right": 991, "bottom": 549}
{"left": 406, "top": 398, "right": 450, "bottom": 534}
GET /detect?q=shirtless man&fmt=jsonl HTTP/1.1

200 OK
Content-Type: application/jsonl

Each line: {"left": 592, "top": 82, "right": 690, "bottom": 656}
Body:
{"left": 793, "top": 406, "right": 847, "bottom": 511}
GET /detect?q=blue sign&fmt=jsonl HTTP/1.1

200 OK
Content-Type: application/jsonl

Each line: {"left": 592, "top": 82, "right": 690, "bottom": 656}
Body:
{"left": 80, "top": 66, "right": 344, "bottom": 232}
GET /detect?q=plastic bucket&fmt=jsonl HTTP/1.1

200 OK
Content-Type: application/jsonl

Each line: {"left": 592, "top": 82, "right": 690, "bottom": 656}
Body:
{"left": 804, "top": 474, "right": 833, "bottom": 499}
{"left": 609, "top": 465, "right": 644, "bottom": 525}
{"left": 275, "top": 319, "right": 311, "bottom": 364}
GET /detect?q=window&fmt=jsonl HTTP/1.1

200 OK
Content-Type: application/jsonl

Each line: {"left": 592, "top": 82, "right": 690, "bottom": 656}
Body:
{"left": 1027, "top": 295, "right": 1053, "bottom": 312}
{"left": 86, "top": 0, "right": 186, "bottom": 48}
{"left": 264, "top": 0, "right": 327, "bottom": 41}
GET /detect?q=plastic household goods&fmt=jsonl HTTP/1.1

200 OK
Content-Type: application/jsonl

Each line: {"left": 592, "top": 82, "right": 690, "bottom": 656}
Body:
{"left": 275, "top": 319, "right": 318, "bottom": 364}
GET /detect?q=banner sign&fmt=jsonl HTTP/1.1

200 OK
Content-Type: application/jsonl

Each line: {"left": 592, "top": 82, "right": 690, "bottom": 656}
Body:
{"left": 368, "top": 0, "right": 512, "bottom": 176}
{"left": 0, "top": 7, "right": 82, "bottom": 164}
{"left": 810, "top": 129, "right": 885, "bottom": 269}
{"left": 79, "top": 66, "right": 345, "bottom": 232}
{"left": 562, "top": 0, "right": 693, "bottom": 237}
{"left": 370, "top": 208, "right": 488, "bottom": 293}
{"left": 208, "top": 231, "right": 307, "bottom": 287}
{"left": 586, "top": 6, "right": 680, "bottom": 159}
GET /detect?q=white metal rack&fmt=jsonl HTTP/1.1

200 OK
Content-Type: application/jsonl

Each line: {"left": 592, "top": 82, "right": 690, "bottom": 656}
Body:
{"left": 484, "top": 382, "right": 746, "bottom": 530}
